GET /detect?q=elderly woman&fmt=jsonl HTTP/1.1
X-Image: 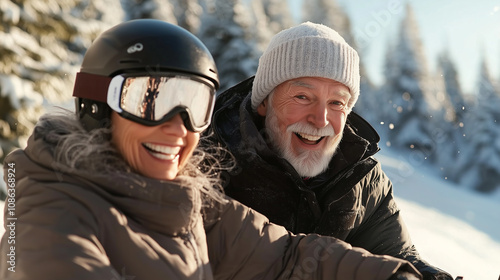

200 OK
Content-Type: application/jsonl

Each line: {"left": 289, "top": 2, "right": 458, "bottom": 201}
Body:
{"left": 1, "top": 19, "right": 421, "bottom": 280}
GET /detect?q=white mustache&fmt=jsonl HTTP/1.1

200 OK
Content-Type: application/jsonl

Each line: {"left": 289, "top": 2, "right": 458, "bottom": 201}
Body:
{"left": 286, "top": 122, "right": 335, "bottom": 137}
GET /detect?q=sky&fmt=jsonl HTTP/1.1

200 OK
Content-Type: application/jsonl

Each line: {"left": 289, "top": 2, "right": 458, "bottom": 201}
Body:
{"left": 2, "top": 145, "right": 499, "bottom": 279}
{"left": 289, "top": 0, "right": 500, "bottom": 95}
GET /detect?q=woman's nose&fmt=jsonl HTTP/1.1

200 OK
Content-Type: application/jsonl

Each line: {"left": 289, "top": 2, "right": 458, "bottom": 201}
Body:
{"left": 161, "top": 114, "right": 188, "bottom": 136}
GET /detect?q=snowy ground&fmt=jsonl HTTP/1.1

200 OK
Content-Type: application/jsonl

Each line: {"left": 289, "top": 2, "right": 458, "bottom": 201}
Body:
{"left": 378, "top": 148, "right": 500, "bottom": 280}
{"left": 0, "top": 147, "right": 499, "bottom": 279}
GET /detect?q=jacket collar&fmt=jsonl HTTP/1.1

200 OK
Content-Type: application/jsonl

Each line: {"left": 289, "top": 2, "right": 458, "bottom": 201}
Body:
{"left": 17, "top": 117, "right": 201, "bottom": 237}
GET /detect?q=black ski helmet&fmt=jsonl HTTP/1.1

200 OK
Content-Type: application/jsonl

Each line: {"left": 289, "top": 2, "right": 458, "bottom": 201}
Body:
{"left": 73, "top": 19, "right": 219, "bottom": 131}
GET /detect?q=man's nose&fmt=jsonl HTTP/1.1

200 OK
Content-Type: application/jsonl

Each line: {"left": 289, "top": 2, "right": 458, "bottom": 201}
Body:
{"left": 307, "top": 103, "right": 329, "bottom": 128}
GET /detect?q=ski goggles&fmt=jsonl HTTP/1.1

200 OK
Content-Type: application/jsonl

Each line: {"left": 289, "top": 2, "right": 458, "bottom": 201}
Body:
{"left": 74, "top": 72, "right": 216, "bottom": 132}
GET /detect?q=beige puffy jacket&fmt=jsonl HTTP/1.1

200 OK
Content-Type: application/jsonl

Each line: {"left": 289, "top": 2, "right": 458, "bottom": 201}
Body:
{"left": 1, "top": 117, "right": 420, "bottom": 279}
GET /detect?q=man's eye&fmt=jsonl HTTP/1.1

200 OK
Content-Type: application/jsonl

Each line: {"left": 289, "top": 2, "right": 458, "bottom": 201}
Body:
{"left": 330, "top": 101, "right": 346, "bottom": 110}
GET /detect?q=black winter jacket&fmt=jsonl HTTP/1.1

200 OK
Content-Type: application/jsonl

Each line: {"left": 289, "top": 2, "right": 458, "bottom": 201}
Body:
{"left": 208, "top": 77, "right": 453, "bottom": 280}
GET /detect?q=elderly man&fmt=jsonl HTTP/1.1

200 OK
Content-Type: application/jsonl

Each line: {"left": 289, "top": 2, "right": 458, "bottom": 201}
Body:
{"left": 208, "top": 22, "right": 453, "bottom": 280}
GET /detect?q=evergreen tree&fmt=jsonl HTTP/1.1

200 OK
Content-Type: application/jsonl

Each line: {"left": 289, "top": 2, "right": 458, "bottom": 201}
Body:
{"left": 0, "top": 0, "right": 122, "bottom": 165}
{"left": 197, "top": 0, "right": 260, "bottom": 92}
{"left": 455, "top": 56, "right": 500, "bottom": 192}
{"left": 477, "top": 55, "right": 499, "bottom": 100}
{"left": 121, "top": 0, "right": 176, "bottom": 22}
{"left": 301, "top": 0, "right": 356, "bottom": 48}
{"left": 353, "top": 66, "right": 377, "bottom": 125}
{"left": 382, "top": 3, "right": 435, "bottom": 154}
{"left": 352, "top": 57, "right": 378, "bottom": 129}
{"left": 248, "top": 0, "right": 296, "bottom": 53}
{"left": 428, "top": 67, "right": 460, "bottom": 176}
{"left": 169, "top": 0, "right": 202, "bottom": 32}
{"left": 428, "top": 68, "right": 456, "bottom": 123}
{"left": 246, "top": 0, "right": 275, "bottom": 52}
{"left": 259, "top": 0, "right": 295, "bottom": 34}
{"left": 438, "top": 50, "right": 466, "bottom": 121}
{"left": 434, "top": 50, "right": 469, "bottom": 180}
{"left": 373, "top": 37, "right": 407, "bottom": 142}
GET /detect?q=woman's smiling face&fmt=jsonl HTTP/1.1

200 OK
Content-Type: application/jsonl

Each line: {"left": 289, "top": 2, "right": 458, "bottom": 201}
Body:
{"left": 111, "top": 112, "right": 199, "bottom": 180}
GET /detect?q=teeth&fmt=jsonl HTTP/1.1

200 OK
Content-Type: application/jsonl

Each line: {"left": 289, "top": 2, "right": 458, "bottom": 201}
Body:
{"left": 144, "top": 143, "right": 181, "bottom": 154}
{"left": 297, "top": 133, "right": 322, "bottom": 142}
{"left": 144, "top": 143, "right": 180, "bottom": 160}
{"left": 150, "top": 153, "right": 176, "bottom": 160}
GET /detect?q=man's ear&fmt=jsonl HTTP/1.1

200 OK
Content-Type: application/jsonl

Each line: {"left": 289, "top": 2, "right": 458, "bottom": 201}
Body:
{"left": 256, "top": 98, "right": 268, "bottom": 117}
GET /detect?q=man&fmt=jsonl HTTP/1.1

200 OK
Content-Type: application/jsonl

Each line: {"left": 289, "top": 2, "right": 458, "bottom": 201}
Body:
{"left": 208, "top": 22, "right": 453, "bottom": 280}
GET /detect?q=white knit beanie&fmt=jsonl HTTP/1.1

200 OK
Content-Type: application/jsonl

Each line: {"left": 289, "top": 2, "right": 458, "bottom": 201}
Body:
{"left": 251, "top": 21, "right": 360, "bottom": 110}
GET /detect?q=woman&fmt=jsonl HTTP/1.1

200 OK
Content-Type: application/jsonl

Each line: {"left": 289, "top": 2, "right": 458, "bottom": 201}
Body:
{"left": 1, "top": 19, "right": 421, "bottom": 279}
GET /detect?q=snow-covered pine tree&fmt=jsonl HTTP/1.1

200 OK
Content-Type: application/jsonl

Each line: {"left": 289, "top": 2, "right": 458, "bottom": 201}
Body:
{"left": 197, "top": 0, "right": 260, "bottom": 93}
{"left": 438, "top": 50, "right": 467, "bottom": 121}
{"left": 372, "top": 39, "right": 400, "bottom": 140}
{"left": 433, "top": 50, "right": 470, "bottom": 180}
{"left": 381, "top": 3, "right": 436, "bottom": 156}
{"left": 301, "top": 0, "right": 356, "bottom": 48}
{"left": 424, "top": 55, "right": 457, "bottom": 164}
{"left": 245, "top": 0, "right": 275, "bottom": 52}
{"left": 121, "top": 0, "right": 176, "bottom": 22}
{"left": 454, "top": 56, "right": 500, "bottom": 193}
{"left": 258, "top": 0, "right": 295, "bottom": 34}
{"left": 426, "top": 65, "right": 462, "bottom": 181}
{"left": 169, "top": 0, "right": 203, "bottom": 33}
{"left": 0, "top": 0, "right": 122, "bottom": 166}
{"left": 248, "top": 0, "right": 297, "bottom": 54}
{"left": 352, "top": 60, "right": 378, "bottom": 127}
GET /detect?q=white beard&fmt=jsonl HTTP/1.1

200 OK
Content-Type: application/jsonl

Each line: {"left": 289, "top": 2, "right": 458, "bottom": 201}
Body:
{"left": 264, "top": 106, "right": 342, "bottom": 177}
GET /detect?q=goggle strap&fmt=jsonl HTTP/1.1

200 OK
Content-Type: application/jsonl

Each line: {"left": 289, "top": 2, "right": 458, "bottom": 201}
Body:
{"left": 72, "top": 72, "right": 112, "bottom": 103}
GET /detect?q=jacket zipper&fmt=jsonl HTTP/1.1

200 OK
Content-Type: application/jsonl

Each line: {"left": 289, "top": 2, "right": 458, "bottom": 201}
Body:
{"left": 182, "top": 231, "right": 203, "bottom": 280}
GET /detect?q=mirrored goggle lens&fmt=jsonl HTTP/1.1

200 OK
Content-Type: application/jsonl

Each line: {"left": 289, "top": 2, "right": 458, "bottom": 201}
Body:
{"left": 107, "top": 75, "right": 215, "bottom": 131}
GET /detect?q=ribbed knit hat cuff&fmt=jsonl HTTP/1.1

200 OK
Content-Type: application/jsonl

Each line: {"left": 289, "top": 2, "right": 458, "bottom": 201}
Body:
{"left": 251, "top": 33, "right": 360, "bottom": 110}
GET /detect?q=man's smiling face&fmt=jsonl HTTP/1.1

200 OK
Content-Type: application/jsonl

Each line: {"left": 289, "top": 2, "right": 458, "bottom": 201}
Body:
{"left": 257, "top": 77, "right": 351, "bottom": 177}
